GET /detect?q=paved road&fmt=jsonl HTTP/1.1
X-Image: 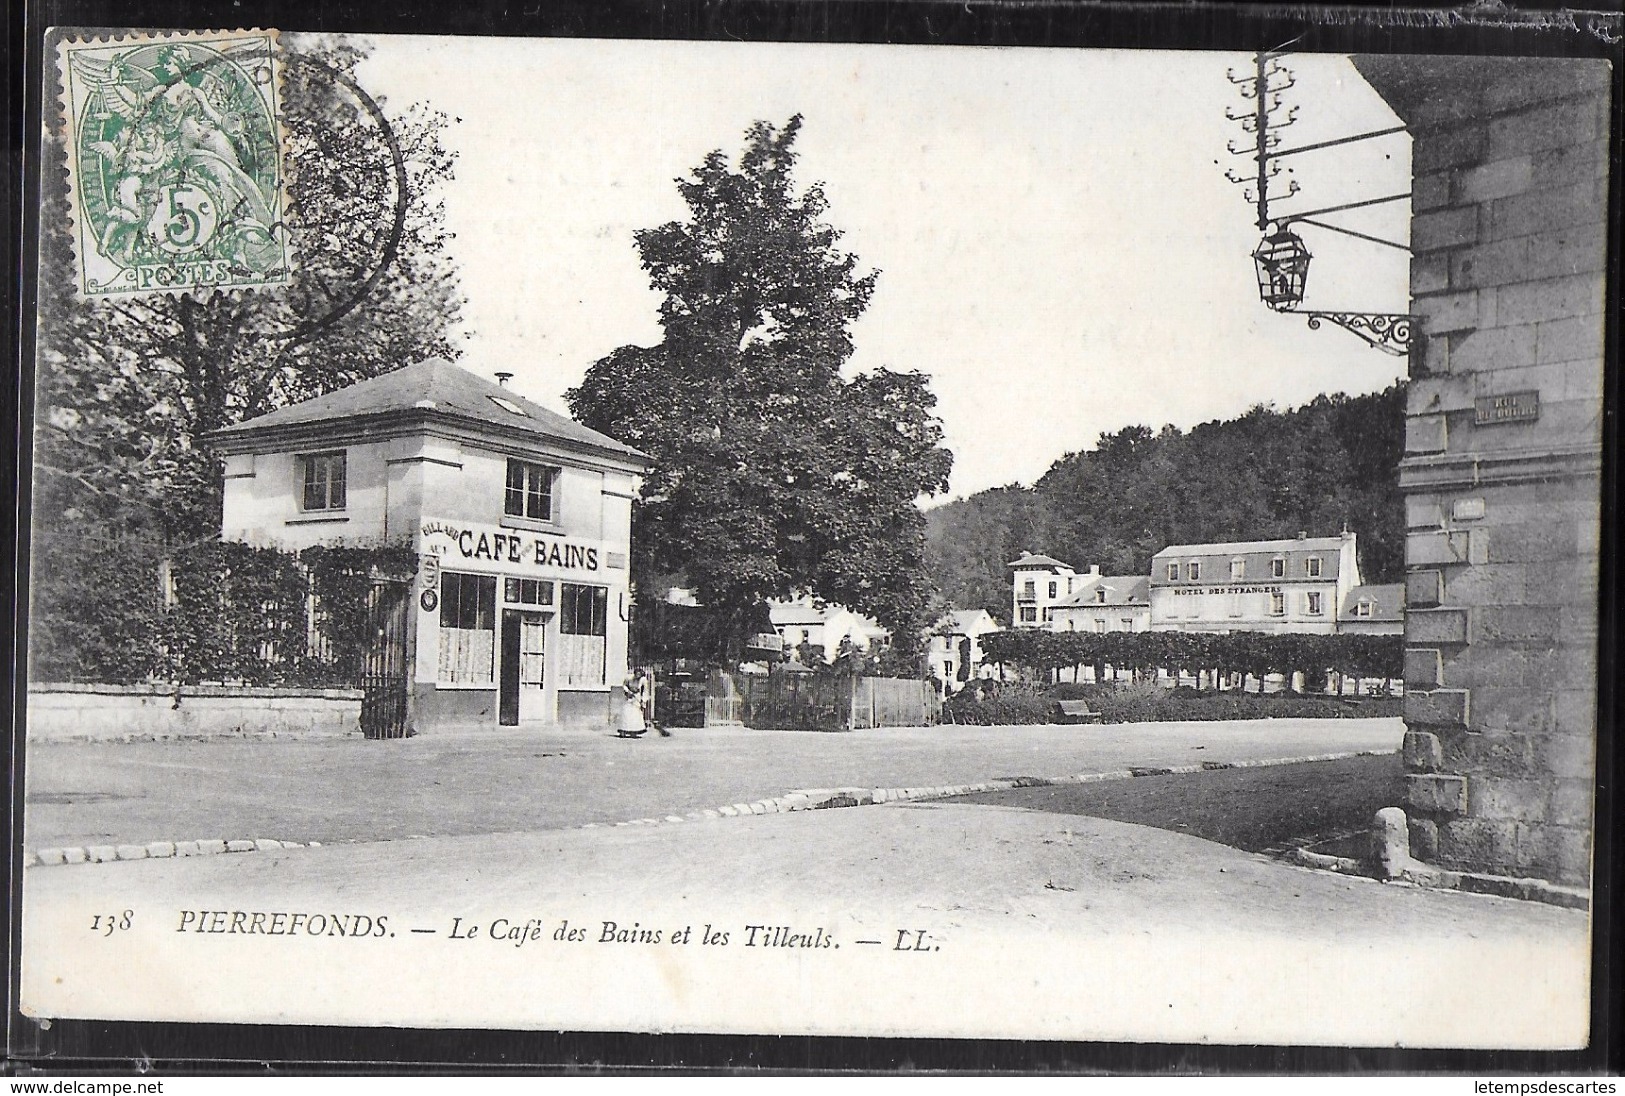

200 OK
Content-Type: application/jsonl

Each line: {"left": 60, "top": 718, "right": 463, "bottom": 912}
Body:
{"left": 950, "top": 752, "right": 1405, "bottom": 852}
{"left": 24, "top": 718, "right": 1404, "bottom": 850}
{"left": 21, "top": 797, "right": 1587, "bottom": 1048}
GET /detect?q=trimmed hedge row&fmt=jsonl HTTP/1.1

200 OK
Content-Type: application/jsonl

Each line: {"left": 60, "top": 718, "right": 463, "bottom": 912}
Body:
{"left": 980, "top": 628, "right": 1401, "bottom": 690}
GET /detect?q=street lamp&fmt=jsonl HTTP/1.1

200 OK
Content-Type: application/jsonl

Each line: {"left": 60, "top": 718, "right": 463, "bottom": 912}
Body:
{"left": 1226, "top": 51, "right": 1418, "bottom": 357}
{"left": 1250, "top": 222, "right": 1414, "bottom": 356}
{"left": 1252, "top": 226, "right": 1311, "bottom": 311}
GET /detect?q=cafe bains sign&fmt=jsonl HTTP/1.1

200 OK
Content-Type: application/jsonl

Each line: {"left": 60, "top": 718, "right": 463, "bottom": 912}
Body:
{"left": 417, "top": 519, "right": 605, "bottom": 577}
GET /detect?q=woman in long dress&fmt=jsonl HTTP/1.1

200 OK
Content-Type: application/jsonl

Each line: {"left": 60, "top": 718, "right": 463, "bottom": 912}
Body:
{"left": 617, "top": 668, "right": 650, "bottom": 737}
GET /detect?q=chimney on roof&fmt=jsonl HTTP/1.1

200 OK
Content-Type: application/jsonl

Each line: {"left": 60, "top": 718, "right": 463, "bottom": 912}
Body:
{"left": 1088, "top": 564, "right": 1101, "bottom": 576}
{"left": 495, "top": 372, "right": 513, "bottom": 387}
{"left": 1297, "top": 530, "right": 1307, "bottom": 540}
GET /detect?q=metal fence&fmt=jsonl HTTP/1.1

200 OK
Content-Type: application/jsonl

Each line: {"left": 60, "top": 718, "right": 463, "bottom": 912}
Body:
{"left": 706, "top": 671, "right": 939, "bottom": 731}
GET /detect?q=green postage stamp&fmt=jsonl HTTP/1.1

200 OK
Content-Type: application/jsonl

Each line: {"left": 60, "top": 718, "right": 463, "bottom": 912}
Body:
{"left": 57, "top": 30, "right": 292, "bottom": 297}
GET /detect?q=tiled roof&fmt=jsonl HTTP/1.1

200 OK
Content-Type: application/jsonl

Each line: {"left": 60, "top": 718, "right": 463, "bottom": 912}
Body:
{"left": 1007, "top": 552, "right": 1073, "bottom": 569}
{"left": 1053, "top": 575, "right": 1150, "bottom": 608}
{"left": 1340, "top": 583, "right": 1405, "bottom": 621}
{"left": 947, "top": 609, "right": 999, "bottom": 633}
{"left": 210, "top": 358, "right": 645, "bottom": 460}
{"left": 769, "top": 603, "right": 830, "bottom": 626}
{"left": 1154, "top": 535, "right": 1349, "bottom": 557}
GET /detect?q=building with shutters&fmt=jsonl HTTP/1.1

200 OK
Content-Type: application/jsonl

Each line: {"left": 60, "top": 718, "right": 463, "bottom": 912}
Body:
{"left": 928, "top": 608, "right": 1002, "bottom": 693}
{"left": 207, "top": 358, "right": 650, "bottom": 734}
{"left": 1046, "top": 574, "right": 1153, "bottom": 634}
{"left": 1151, "top": 531, "right": 1364, "bottom": 635}
{"left": 1009, "top": 533, "right": 1401, "bottom": 636}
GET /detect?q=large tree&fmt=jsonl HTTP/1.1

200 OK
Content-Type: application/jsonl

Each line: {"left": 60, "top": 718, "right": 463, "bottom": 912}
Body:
{"left": 33, "top": 38, "right": 462, "bottom": 538}
{"left": 567, "top": 116, "right": 952, "bottom": 655}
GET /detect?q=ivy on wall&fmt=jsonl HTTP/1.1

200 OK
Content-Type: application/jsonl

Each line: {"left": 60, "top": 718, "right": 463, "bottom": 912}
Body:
{"left": 29, "top": 526, "right": 418, "bottom": 687}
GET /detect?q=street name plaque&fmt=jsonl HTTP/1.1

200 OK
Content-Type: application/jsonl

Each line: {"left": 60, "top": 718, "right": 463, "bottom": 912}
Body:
{"left": 1474, "top": 390, "right": 1540, "bottom": 425}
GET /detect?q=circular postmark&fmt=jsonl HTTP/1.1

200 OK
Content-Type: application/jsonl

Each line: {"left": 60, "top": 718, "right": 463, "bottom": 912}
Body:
{"left": 268, "top": 52, "right": 409, "bottom": 346}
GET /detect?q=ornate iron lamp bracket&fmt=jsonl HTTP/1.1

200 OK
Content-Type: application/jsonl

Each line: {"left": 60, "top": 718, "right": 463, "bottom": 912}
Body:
{"left": 1288, "top": 311, "right": 1416, "bottom": 356}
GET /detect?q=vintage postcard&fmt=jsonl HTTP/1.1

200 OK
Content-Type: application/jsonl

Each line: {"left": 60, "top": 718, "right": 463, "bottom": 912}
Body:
{"left": 17, "top": 26, "right": 1611, "bottom": 1054}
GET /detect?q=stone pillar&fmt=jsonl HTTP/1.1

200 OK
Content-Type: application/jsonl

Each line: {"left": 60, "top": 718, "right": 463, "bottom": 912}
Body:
{"left": 1354, "top": 57, "right": 1607, "bottom": 887}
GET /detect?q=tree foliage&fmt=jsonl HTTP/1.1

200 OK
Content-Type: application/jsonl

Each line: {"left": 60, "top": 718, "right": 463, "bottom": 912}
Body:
{"left": 34, "top": 38, "right": 462, "bottom": 539}
{"left": 568, "top": 116, "right": 953, "bottom": 654}
{"left": 927, "top": 384, "right": 1407, "bottom": 619}
{"left": 979, "top": 628, "right": 1402, "bottom": 692}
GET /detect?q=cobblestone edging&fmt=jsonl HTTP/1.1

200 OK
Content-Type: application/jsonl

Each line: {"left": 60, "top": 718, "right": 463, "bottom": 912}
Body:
{"left": 25, "top": 749, "right": 1394, "bottom": 868}
{"left": 578, "top": 750, "right": 1398, "bottom": 830}
{"left": 27, "top": 838, "right": 322, "bottom": 868}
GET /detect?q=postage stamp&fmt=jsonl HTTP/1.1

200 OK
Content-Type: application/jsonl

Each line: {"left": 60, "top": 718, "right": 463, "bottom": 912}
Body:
{"left": 56, "top": 30, "right": 292, "bottom": 298}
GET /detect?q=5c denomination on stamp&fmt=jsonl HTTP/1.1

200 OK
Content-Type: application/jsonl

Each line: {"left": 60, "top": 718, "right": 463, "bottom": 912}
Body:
{"left": 57, "top": 30, "right": 293, "bottom": 297}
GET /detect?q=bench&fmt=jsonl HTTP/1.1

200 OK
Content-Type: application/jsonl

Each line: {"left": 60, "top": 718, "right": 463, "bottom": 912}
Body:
{"left": 1052, "top": 699, "right": 1101, "bottom": 725}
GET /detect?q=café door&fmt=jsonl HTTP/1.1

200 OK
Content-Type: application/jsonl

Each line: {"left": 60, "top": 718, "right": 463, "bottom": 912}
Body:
{"left": 500, "top": 610, "right": 548, "bottom": 726}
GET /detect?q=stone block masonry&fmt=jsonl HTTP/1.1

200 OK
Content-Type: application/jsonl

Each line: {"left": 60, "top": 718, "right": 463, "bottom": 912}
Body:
{"left": 1357, "top": 56, "right": 1607, "bottom": 888}
{"left": 26, "top": 683, "right": 364, "bottom": 742}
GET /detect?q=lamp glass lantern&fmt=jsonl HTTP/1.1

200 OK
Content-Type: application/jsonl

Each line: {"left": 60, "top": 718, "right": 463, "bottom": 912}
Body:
{"left": 1252, "top": 226, "right": 1312, "bottom": 311}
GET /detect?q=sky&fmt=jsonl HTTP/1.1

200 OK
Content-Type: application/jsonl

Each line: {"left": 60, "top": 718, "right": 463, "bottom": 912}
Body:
{"left": 353, "top": 37, "right": 1412, "bottom": 501}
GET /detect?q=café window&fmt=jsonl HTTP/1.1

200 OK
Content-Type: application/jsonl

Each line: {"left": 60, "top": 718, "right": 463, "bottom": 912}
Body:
{"left": 1306, "top": 591, "right": 1325, "bottom": 616}
{"left": 438, "top": 572, "right": 497, "bottom": 684}
{"left": 1269, "top": 591, "right": 1286, "bottom": 616}
{"left": 1354, "top": 599, "right": 1374, "bottom": 618}
{"left": 1271, "top": 557, "right": 1286, "bottom": 578}
{"left": 1186, "top": 561, "right": 1201, "bottom": 581}
{"left": 1095, "top": 588, "right": 1107, "bottom": 603}
{"left": 505, "top": 577, "right": 554, "bottom": 606}
{"left": 1230, "top": 558, "right": 1245, "bottom": 580}
{"left": 505, "top": 459, "right": 557, "bottom": 521}
{"left": 558, "top": 582, "right": 608, "bottom": 685}
{"left": 1048, "top": 581, "right": 1058, "bottom": 598}
{"left": 1306, "top": 556, "right": 1323, "bottom": 578}
{"left": 300, "top": 451, "right": 346, "bottom": 511}
{"left": 1166, "top": 562, "right": 1179, "bottom": 581}
{"left": 1121, "top": 618, "right": 1134, "bottom": 631}
{"left": 1019, "top": 606, "right": 1037, "bottom": 623}
{"left": 1093, "top": 619, "right": 1106, "bottom": 633}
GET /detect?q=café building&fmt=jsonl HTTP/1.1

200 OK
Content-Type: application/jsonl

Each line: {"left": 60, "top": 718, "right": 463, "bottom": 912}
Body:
{"left": 208, "top": 358, "right": 649, "bottom": 733}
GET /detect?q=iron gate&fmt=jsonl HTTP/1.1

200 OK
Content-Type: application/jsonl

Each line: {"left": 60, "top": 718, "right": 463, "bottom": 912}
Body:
{"left": 360, "top": 579, "right": 411, "bottom": 739}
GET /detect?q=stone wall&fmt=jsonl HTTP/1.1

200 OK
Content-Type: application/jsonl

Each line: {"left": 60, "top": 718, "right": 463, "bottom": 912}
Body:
{"left": 1355, "top": 57, "right": 1608, "bottom": 887}
{"left": 27, "top": 683, "right": 364, "bottom": 742}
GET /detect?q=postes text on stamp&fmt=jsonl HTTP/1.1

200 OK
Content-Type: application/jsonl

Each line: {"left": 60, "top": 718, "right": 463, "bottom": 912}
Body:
{"left": 58, "top": 30, "right": 292, "bottom": 298}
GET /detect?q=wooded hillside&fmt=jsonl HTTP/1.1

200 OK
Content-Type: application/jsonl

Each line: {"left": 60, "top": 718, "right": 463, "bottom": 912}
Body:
{"left": 925, "top": 384, "right": 1406, "bottom": 620}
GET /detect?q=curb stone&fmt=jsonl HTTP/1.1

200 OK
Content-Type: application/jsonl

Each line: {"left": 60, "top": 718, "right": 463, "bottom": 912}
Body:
{"left": 26, "top": 750, "right": 1400, "bottom": 869}
{"left": 26, "top": 836, "right": 310, "bottom": 869}
{"left": 576, "top": 748, "right": 1399, "bottom": 834}
{"left": 1283, "top": 848, "right": 1590, "bottom": 912}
